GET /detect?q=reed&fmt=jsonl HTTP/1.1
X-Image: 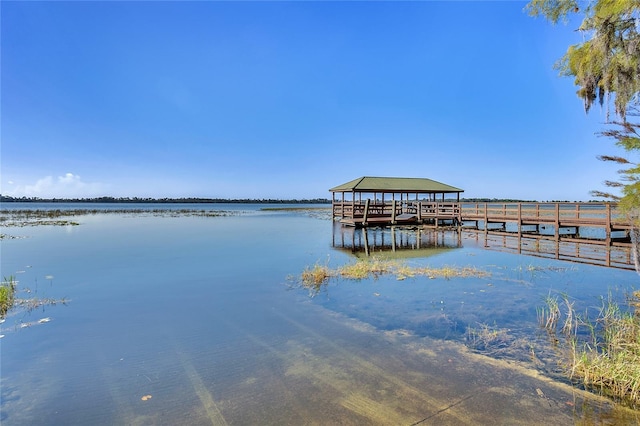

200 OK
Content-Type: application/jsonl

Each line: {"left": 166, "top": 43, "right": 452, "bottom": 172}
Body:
{"left": 538, "top": 293, "right": 561, "bottom": 331}
{"left": 539, "top": 290, "right": 640, "bottom": 408}
{"left": 0, "top": 276, "right": 17, "bottom": 318}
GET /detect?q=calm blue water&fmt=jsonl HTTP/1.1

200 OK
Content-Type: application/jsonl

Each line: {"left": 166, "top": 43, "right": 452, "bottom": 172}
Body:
{"left": 1, "top": 204, "right": 639, "bottom": 424}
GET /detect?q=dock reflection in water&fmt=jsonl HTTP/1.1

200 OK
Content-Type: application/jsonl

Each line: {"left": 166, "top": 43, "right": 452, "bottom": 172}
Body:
{"left": 331, "top": 222, "right": 462, "bottom": 258}
{"left": 465, "top": 229, "right": 635, "bottom": 271}
{"left": 332, "top": 221, "right": 635, "bottom": 270}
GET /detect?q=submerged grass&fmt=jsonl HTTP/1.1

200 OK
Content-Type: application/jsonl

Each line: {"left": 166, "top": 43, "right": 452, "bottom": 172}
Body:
{"left": 538, "top": 290, "right": 640, "bottom": 408}
{"left": 466, "top": 323, "right": 511, "bottom": 352}
{"left": 298, "top": 257, "right": 490, "bottom": 296}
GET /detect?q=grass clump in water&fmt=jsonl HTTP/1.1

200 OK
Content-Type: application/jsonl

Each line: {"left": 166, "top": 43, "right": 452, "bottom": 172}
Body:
{"left": 296, "top": 258, "right": 490, "bottom": 295}
{"left": 466, "top": 322, "right": 511, "bottom": 352}
{"left": 339, "top": 258, "right": 397, "bottom": 280}
{"left": 301, "top": 263, "right": 334, "bottom": 290}
{"left": 0, "top": 276, "right": 17, "bottom": 318}
{"left": 538, "top": 290, "right": 640, "bottom": 408}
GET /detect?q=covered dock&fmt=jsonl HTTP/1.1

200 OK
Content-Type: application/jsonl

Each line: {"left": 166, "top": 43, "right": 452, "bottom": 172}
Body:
{"left": 330, "top": 176, "right": 464, "bottom": 227}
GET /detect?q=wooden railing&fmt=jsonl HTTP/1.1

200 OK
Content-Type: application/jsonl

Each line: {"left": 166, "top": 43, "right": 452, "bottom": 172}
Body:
{"left": 333, "top": 201, "right": 461, "bottom": 220}
{"left": 460, "top": 202, "right": 628, "bottom": 228}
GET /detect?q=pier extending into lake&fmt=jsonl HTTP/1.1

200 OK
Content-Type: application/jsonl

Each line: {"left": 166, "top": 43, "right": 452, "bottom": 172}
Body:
{"left": 333, "top": 201, "right": 634, "bottom": 250}
{"left": 461, "top": 202, "right": 631, "bottom": 245}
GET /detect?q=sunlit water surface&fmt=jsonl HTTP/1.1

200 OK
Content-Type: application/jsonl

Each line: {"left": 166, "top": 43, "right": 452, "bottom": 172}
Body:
{"left": 1, "top": 204, "right": 639, "bottom": 425}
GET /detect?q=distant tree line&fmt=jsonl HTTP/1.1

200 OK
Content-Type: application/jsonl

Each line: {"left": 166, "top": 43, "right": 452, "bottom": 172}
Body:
{"left": 2, "top": 195, "right": 610, "bottom": 204}
{"left": 0, "top": 195, "right": 332, "bottom": 204}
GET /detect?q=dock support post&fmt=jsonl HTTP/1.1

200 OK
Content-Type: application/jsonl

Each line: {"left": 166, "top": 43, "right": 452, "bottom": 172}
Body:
{"left": 391, "top": 200, "right": 397, "bottom": 224}
{"left": 606, "top": 203, "right": 612, "bottom": 246}
{"left": 554, "top": 203, "right": 560, "bottom": 240}
{"left": 362, "top": 198, "right": 370, "bottom": 227}
{"left": 483, "top": 203, "right": 488, "bottom": 236}
{"left": 362, "top": 229, "right": 370, "bottom": 256}
{"left": 391, "top": 226, "right": 397, "bottom": 252}
{"left": 517, "top": 203, "right": 522, "bottom": 238}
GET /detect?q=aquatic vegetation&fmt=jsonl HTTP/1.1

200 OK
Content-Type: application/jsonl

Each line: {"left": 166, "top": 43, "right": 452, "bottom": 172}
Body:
{"left": 0, "top": 208, "right": 238, "bottom": 227}
{"left": 0, "top": 276, "right": 17, "bottom": 318}
{"left": 261, "top": 207, "right": 331, "bottom": 212}
{"left": 466, "top": 323, "right": 510, "bottom": 352}
{"left": 339, "top": 258, "right": 397, "bottom": 280}
{"left": 297, "top": 258, "right": 490, "bottom": 296}
{"left": 0, "top": 274, "right": 67, "bottom": 325}
{"left": 15, "top": 296, "right": 67, "bottom": 312}
{"left": 261, "top": 206, "right": 333, "bottom": 220}
{"left": 301, "top": 263, "right": 334, "bottom": 290}
{"left": 538, "top": 290, "right": 640, "bottom": 408}
{"left": 537, "top": 293, "right": 561, "bottom": 331}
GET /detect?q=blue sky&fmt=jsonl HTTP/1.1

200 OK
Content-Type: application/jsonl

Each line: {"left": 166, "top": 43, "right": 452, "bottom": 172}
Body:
{"left": 1, "top": 1, "right": 624, "bottom": 201}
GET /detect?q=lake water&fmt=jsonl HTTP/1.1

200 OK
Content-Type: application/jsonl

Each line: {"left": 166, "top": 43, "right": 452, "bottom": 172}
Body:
{"left": 2, "top": 204, "right": 640, "bottom": 425}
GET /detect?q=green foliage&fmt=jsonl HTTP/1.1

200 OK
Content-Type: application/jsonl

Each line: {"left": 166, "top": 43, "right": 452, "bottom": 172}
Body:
{"left": 592, "top": 115, "right": 640, "bottom": 215}
{"left": 527, "top": 0, "right": 640, "bottom": 119}
{"left": 528, "top": 0, "right": 640, "bottom": 216}
{"left": 525, "top": 0, "right": 580, "bottom": 24}
{"left": 0, "top": 276, "right": 17, "bottom": 318}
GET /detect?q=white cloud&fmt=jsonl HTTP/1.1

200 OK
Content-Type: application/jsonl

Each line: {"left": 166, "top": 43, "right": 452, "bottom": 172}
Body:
{"left": 3, "top": 173, "right": 110, "bottom": 198}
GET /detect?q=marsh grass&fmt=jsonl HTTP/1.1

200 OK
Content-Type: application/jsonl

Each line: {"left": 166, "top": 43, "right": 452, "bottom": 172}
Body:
{"left": 538, "top": 290, "right": 640, "bottom": 408}
{"left": 0, "top": 275, "right": 68, "bottom": 323}
{"left": 0, "top": 208, "right": 237, "bottom": 228}
{"left": 261, "top": 207, "right": 330, "bottom": 211}
{"left": 300, "top": 263, "right": 334, "bottom": 294}
{"left": 297, "top": 257, "right": 490, "bottom": 295}
{"left": 0, "top": 276, "right": 17, "bottom": 318}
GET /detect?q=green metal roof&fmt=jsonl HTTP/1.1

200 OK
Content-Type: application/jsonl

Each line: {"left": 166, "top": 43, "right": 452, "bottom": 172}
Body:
{"left": 329, "top": 176, "right": 463, "bottom": 193}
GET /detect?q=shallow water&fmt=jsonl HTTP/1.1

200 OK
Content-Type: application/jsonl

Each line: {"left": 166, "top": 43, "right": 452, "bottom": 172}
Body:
{"left": 1, "top": 204, "right": 639, "bottom": 425}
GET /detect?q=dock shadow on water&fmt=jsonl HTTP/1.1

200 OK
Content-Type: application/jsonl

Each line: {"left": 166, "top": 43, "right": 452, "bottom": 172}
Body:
{"left": 2, "top": 205, "right": 640, "bottom": 425}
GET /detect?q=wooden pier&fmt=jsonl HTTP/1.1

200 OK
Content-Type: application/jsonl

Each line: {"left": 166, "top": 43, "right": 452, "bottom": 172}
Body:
{"left": 329, "top": 178, "right": 635, "bottom": 253}
{"left": 460, "top": 202, "right": 632, "bottom": 246}
{"left": 333, "top": 201, "right": 634, "bottom": 250}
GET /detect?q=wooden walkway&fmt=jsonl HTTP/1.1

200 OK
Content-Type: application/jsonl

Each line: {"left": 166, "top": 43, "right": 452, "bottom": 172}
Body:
{"left": 333, "top": 201, "right": 633, "bottom": 247}
{"left": 461, "top": 202, "right": 631, "bottom": 246}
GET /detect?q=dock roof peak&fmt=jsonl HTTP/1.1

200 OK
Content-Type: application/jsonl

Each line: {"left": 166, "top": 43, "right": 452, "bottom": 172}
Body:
{"left": 329, "top": 176, "right": 463, "bottom": 193}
